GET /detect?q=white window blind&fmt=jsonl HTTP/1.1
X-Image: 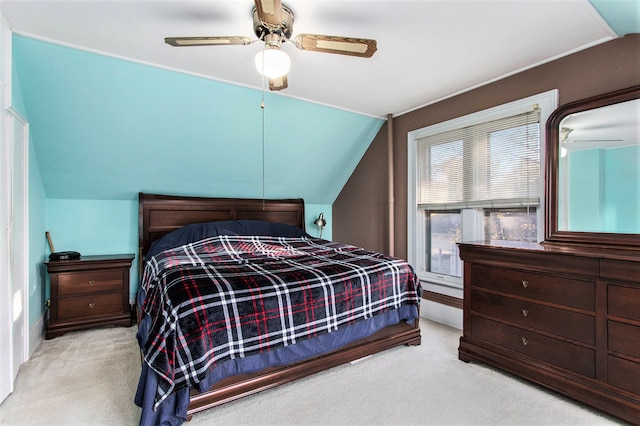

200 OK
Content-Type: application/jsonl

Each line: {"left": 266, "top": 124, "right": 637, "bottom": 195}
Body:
{"left": 417, "top": 109, "right": 540, "bottom": 210}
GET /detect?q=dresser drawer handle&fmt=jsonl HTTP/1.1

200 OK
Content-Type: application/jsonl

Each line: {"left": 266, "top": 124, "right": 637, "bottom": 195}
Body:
{"left": 521, "top": 280, "right": 529, "bottom": 288}
{"left": 521, "top": 337, "right": 528, "bottom": 346}
{"left": 88, "top": 303, "right": 96, "bottom": 309}
{"left": 521, "top": 308, "right": 529, "bottom": 317}
{"left": 88, "top": 280, "right": 96, "bottom": 286}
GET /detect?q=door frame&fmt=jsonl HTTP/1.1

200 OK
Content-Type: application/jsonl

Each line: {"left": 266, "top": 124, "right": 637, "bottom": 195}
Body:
{"left": 0, "top": 10, "right": 13, "bottom": 403}
{"left": 0, "top": 110, "right": 13, "bottom": 404}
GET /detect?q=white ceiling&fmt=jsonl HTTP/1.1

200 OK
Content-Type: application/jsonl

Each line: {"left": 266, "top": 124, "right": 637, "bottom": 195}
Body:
{"left": 0, "top": 0, "right": 621, "bottom": 118}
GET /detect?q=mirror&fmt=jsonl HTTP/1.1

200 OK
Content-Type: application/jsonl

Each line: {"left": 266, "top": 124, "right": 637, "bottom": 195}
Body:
{"left": 545, "top": 85, "right": 640, "bottom": 248}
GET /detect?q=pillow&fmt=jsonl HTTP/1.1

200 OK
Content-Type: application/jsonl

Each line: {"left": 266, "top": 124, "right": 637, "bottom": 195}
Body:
{"left": 147, "top": 220, "right": 308, "bottom": 258}
{"left": 231, "top": 220, "right": 309, "bottom": 238}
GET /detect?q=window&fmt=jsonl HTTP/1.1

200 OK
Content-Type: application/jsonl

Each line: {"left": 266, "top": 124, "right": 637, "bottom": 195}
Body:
{"left": 484, "top": 208, "right": 537, "bottom": 242}
{"left": 427, "top": 211, "right": 461, "bottom": 278}
{"left": 408, "top": 90, "right": 558, "bottom": 289}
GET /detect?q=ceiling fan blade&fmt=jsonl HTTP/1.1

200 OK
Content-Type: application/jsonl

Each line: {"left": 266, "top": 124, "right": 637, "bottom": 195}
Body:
{"left": 269, "top": 75, "right": 288, "bottom": 91}
{"left": 165, "top": 36, "right": 253, "bottom": 47}
{"left": 293, "top": 34, "right": 377, "bottom": 58}
{"left": 254, "top": 0, "right": 282, "bottom": 26}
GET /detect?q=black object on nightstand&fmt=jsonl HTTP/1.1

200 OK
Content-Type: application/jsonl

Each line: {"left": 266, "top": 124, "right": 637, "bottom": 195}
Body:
{"left": 45, "top": 254, "right": 135, "bottom": 339}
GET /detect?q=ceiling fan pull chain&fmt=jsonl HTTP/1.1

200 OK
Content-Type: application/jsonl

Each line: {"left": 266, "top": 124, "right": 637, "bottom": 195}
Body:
{"left": 261, "top": 67, "right": 266, "bottom": 210}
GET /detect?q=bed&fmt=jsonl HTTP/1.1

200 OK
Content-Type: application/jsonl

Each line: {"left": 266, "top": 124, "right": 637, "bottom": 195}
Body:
{"left": 134, "top": 193, "right": 421, "bottom": 425}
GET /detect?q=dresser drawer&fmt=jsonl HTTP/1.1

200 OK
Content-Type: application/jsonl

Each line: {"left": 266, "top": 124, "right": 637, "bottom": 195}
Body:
{"left": 608, "top": 356, "right": 640, "bottom": 395}
{"left": 470, "top": 264, "right": 594, "bottom": 311}
{"left": 57, "top": 269, "right": 124, "bottom": 296}
{"left": 58, "top": 293, "right": 124, "bottom": 321}
{"left": 601, "top": 258, "right": 640, "bottom": 282}
{"left": 471, "top": 315, "right": 595, "bottom": 378}
{"left": 608, "top": 321, "right": 640, "bottom": 359}
{"left": 471, "top": 290, "right": 594, "bottom": 344}
{"left": 608, "top": 285, "right": 640, "bottom": 322}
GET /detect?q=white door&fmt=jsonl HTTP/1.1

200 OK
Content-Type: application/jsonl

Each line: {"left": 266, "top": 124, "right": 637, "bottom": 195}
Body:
{"left": 0, "top": 109, "right": 29, "bottom": 404}
{"left": 10, "top": 108, "right": 28, "bottom": 383}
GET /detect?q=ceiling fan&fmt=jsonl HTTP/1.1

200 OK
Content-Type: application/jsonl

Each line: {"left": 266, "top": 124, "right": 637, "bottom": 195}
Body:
{"left": 164, "top": 0, "right": 378, "bottom": 91}
{"left": 561, "top": 127, "right": 623, "bottom": 143}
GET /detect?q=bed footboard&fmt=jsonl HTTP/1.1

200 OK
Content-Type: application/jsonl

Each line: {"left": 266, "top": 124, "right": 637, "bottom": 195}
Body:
{"left": 186, "top": 319, "right": 420, "bottom": 418}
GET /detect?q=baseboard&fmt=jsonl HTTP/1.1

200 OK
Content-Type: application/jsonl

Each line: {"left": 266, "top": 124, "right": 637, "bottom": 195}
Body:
{"left": 420, "top": 291, "right": 463, "bottom": 330}
{"left": 28, "top": 314, "right": 45, "bottom": 358}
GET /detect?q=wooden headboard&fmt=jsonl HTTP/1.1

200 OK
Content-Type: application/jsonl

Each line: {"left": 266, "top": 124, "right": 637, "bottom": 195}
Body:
{"left": 138, "top": 193, "right": 306, "bottom": 259}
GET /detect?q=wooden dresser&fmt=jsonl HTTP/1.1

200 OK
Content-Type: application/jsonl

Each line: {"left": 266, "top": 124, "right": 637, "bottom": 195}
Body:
{"left": 45, "top": 254, "right": 135, "bottom": 339}
{"left": 458, "top": 241, "right": 640, "bottom": 424}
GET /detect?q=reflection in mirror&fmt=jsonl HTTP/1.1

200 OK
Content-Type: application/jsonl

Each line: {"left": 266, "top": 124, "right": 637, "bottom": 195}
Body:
{"left": 545, "top": 85, "right": 640, "bottom": 248}
{"left": 557, "top": 98, "right": 639, "bottom": 234}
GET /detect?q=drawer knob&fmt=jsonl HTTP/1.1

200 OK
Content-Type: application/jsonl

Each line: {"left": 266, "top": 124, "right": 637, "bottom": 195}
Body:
{"left": 521, "top": 280, "right": 529, "bottom": 288}
{"left": 521, "top": 337, "right": 528, "bottom": 346}
{"left": 88, "top": 280, "right": 96, "bottom": 286}
{"left": 88, "top": 303, "right": 96, "bottom": 309}
{"left": 522, "top": 308, "right": 529, "bottom": 317}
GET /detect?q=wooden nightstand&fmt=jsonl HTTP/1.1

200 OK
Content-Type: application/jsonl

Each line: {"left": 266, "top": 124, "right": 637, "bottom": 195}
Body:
{"left": 45, "top": 254, "right": 135, "bottom": 339}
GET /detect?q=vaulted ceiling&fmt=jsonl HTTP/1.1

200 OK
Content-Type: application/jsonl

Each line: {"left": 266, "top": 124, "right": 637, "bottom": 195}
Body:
{"left": 3, "top": 1, "right": 636, "bottom": 118}
{"left": 3, "top": 1, "right": 638, "bottom": 205}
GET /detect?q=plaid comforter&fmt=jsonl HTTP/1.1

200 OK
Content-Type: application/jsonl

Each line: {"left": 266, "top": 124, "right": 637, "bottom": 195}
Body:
{"left": 141, "top": 235, "right": 420, "bottom": 408}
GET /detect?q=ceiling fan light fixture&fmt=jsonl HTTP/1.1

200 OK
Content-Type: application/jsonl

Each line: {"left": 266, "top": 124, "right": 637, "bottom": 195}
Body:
{"left": 255, "top": 48, "right": 291, "bottom": 79}
{"left": 560, "top": 147, "right": 568, "bottom": 158}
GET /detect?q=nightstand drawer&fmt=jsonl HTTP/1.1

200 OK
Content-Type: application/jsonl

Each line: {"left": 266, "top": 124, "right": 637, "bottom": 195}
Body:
{"left": 58, "top": 269, "right": 123, "bottom": 296}
{"left": 45, "top": 254, "right": 135, "bottom": 339}
{"left": 58, "top": 292, "right": 124, "bottom": 321}
{"left": 471, "top": 290, "right": 594, "bottom": 344}
{"left": 471, "top": 315, "right": 595, "bottom": 378}
{"left": 470, "top": 264, "right": 594, "bottom": 311}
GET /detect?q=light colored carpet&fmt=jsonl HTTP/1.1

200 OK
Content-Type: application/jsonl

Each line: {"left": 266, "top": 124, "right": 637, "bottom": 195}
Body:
{"left": 0, "top": 317, "right": 623, "bottom": 426}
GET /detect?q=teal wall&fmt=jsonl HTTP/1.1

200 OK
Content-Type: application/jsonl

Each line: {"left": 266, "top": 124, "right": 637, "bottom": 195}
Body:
{"left": 604, "top": 145, "right": 640, "bottom": 232}
{"left": 567, "top": 149, "right": 604, "bottom": 231}
{"left": 12, "top": 35, "right": 382, "bottom": 203}
{"left": 12, "top": 34, "right": 381, "bottom": 325}
{"left": 28, "top": 141, "right": 47, "bottom": 326}
{"left": 567, "top": 145, "right": 639, "bottom": 233}
{"left": 588, "top": 0, "right": 640, "bottom": 36}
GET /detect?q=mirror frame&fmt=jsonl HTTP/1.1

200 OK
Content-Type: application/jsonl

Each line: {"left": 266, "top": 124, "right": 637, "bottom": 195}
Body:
{"left": 545, "top": 85, "right": 640, "bottom": 248}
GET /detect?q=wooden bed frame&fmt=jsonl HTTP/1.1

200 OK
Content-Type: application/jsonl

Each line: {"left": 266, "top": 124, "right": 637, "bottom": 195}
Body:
{"left": 138, "top": 192, "right": 422, "bottom": 419}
